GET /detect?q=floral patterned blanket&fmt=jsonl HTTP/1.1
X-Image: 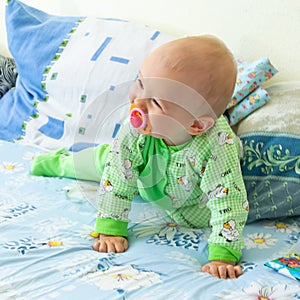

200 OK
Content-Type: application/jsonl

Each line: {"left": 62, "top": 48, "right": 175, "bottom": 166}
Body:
{"left": 0, "top": 140, "right": 299, "bottom": 299}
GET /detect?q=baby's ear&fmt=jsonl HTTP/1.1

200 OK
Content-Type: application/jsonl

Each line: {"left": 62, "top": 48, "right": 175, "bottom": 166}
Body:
{"left": 188, "top": 116, "right": 215, "bottom": 135}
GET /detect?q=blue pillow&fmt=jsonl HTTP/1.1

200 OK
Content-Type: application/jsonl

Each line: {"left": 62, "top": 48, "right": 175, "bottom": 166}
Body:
{"left": 0, "top": 0, "right": 173, "bottom": 147}
{"left": 237, "top": 82, "right": 300, "bottom": 223}
{"left": 0, "top": 0, "right": 78, "bottom": 141}
{"left": 1, "top": 0, "right": 277, "bottom": 150}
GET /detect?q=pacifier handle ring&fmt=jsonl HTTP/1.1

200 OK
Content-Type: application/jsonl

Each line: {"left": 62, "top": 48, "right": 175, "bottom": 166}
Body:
{"left": 130, "top": 107, "right": 147, "bottom": 129}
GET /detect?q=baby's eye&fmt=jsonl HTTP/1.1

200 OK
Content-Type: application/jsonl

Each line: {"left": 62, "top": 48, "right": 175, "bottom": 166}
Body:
{"left": 152, "top": 98, "right": 162, "bottom": 109}
{"left": 138, "top": 79, "right": 144, "bottom": 89}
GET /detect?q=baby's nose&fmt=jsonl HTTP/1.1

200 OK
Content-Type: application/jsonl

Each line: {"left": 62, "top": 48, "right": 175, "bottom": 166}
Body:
{"left": 132, "top": 98, "right": 148, "bottom": 112}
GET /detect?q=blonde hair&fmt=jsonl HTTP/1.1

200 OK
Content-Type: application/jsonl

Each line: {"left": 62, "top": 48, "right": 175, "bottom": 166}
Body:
{"left": 152, "top": 35, "right": 237, "bottom": 117}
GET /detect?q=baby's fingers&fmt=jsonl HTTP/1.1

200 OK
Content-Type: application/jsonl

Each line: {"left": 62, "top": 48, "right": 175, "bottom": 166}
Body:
{"left": 202, "top": 263, "right": 243, "bottom": 279}
{"left": 218, "top": 265, "right": 228, "bottom": 279}
{"left": 93, "top": 240, "right": 104, "bottom": 252}
{"left": 202, "top": 264, "right": 219, "bottom": 278}
{"left": 115, "top": 239, "right": 128, "bottom": 253}
{"left": 233, "top": 265, "right": 243, "bottom": 278}
{"left": 93, "top": 240, "right": 113, "bottom": 252}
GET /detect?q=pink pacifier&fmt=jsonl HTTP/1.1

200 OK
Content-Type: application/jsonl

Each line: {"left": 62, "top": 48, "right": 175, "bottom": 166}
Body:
{"left": 129, "top": 104, "right": 147, "bottom": 129}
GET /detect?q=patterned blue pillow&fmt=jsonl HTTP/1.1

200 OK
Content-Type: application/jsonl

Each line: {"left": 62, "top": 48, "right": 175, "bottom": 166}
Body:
{"left": 237, "top": 82, "right": 300, "bottom": 223}
{"left": 0, "top": 0, "right": 78, "bottom": 141}
{"left": 0, "top": 0, "right": 173, "bottom": 147}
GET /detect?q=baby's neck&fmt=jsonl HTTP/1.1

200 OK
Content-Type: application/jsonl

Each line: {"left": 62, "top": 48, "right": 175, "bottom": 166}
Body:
{"left": 163, "top": 132, "right": 193, "bottom": 146}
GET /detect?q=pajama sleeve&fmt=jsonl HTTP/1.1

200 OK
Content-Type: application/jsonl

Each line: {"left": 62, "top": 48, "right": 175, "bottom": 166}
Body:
{"left": 200, "top": 117, "right": 249, "bottom": 262}
{"left": 95, "top": 122, "right": 144, "bottom": 237}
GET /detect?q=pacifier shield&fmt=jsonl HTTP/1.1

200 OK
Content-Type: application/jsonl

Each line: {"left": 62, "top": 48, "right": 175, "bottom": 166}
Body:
{"left": 130, "top": 107, "right": 146, "bottom": 129}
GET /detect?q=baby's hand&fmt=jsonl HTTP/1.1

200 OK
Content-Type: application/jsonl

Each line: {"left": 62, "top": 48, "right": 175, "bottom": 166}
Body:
{"left": 93, "top": 234, "right": 128, "bottom": 253}
{"left": 201, "top": 260, "right": 243, "bottom": 279}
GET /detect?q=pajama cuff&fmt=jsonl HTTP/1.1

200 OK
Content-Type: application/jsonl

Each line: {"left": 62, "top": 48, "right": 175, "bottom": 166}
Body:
{"left": 208, "top": 244, "right": 242, "bottom": 262}
{"left": 95, "top": 217, "right": 128, "bottom": 237}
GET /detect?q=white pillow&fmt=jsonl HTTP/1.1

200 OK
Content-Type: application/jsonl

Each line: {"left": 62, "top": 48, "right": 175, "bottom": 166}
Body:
{"left": 14, "top": 8, "right": 173, "bottom": 150}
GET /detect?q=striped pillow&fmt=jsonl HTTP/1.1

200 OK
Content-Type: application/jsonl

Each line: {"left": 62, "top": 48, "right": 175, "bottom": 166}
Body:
{"left": 0, "top": 55, "right": 17, "bottom": 99}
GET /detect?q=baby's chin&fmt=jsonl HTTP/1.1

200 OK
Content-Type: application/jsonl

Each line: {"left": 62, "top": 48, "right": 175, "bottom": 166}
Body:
{"left": 149, "top": 133, "right": 166, "bottom": 139}
{"left": 137, "top": 128, "right": 167, "bottom": 140}
{"left": 137, "top": 125, "right": 152, "bottom": 135}
{"left": 137, "top": 127, "right": 191, "bottom": 146}
{"left": 141, "top": 131, "right": 179, "bottom": 146}
{"left": 138, "top": 128, "right": 163, "bottom": 139}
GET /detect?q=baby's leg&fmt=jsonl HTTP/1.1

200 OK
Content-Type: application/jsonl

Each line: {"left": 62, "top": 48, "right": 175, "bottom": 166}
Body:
{"left": 70, "top": 144, "right": 111, "bottom": 181}
{"left": 31, "top": 144, "right": 111, "bottom": 181}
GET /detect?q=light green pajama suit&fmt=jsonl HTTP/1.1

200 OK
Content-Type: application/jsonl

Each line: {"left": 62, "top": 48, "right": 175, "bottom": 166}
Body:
{"left": 31, "top": 115, "right": 248, "bottom": 262}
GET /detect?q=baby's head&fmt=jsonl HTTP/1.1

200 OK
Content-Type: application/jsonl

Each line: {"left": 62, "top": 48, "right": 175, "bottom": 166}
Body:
{"left": 129, "top": 35, "right": 237, "bottom": 145}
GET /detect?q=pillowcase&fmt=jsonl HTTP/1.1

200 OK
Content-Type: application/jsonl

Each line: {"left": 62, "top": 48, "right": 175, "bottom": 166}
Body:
{"left": 0, "top": 0, "right": 174, "bottom": 149}
{"left": 236, "top": 82, "right": 300, "bottom": 223}
{"left": 227, "top": 58, "right": 278, "bottom": 109}
{"left": 0, "top": 55, "right": 17, "bottom": 99}
{"left": 1, "top": 0, "right": 277, "bottom": 151}
{"left": 225, "top": 58, "right": 278, "bottom": 126}
{"left": 0, "top": 0, "right": 79, "bottom": 142}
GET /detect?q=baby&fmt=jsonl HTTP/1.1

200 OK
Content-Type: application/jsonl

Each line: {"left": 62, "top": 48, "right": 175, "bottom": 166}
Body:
{"left": 32, "top": 35, "right": 249, "bottom": 279}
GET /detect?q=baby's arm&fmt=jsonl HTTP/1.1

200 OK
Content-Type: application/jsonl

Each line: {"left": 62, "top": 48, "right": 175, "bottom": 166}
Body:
{"left": 93, "top": 122, "right": 143, "bottom": 251}
{"left": 199, "top": 118, "right": 248, "bottom": 279}
{"left": 201, "top": 260, "right": 242, "bottom": 279}
{"left": 93, "top": 234, "right": 128, "bottom": 253}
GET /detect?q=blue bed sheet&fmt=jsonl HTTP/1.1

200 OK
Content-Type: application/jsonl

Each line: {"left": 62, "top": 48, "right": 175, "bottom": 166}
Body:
{"left": 0, "top": 140, "right": 299, "bottom": 299}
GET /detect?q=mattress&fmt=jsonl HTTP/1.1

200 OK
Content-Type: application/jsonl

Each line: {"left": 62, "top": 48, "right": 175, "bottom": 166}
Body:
{"left": 1, "top": 140, "right": 299, "bottom": 299}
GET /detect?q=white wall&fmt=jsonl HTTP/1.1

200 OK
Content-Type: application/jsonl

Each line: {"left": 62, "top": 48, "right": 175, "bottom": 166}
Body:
{"left": 1, "top": 0, "right": 299, "bottom": 83}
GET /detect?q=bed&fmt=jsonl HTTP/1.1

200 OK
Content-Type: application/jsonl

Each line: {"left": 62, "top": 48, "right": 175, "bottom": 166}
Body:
{"left": 0, "top": 1, "right": 300, "bottom": 299}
